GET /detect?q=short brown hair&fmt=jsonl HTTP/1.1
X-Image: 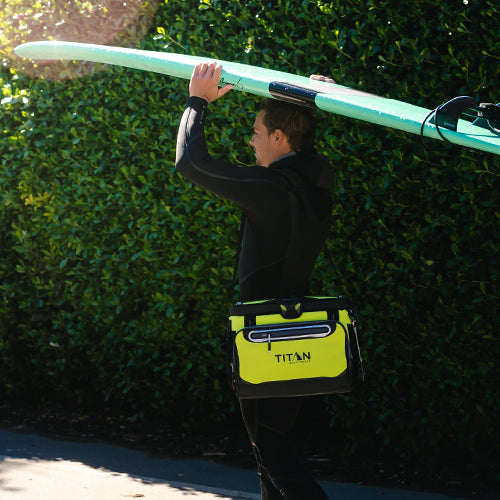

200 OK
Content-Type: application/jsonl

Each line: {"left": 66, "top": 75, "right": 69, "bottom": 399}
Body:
{"left": 259, "top": 99, "right": 315, "bottom": 151}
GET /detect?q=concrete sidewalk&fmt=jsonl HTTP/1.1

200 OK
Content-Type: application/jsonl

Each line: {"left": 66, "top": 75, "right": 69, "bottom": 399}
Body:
{"left": 0, "top": 428, "right": 469, "bottom": 500}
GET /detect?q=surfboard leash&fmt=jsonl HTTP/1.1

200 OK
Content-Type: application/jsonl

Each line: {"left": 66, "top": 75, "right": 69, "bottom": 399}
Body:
{"left": 420, "top": 96, "right": 500, "bottom": 152}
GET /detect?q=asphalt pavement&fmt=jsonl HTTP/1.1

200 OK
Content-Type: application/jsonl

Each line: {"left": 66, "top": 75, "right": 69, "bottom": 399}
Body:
{"left": 0, "top": 428, "right": 470, "bottom": 500}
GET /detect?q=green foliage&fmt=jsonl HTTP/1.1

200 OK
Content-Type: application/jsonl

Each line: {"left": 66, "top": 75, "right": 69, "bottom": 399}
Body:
{"left": 1, "top": 0, "right": 499, "bottom": 485}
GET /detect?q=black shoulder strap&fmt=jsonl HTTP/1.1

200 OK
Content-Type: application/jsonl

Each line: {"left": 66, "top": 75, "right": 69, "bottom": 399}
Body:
{"left": 232, "top": 215, "right": 246, "bottom": 289}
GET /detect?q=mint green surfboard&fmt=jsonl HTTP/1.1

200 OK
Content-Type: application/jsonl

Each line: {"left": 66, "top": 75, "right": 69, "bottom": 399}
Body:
{"left": 14, "top": 41, "right": 500, "bottom": 156}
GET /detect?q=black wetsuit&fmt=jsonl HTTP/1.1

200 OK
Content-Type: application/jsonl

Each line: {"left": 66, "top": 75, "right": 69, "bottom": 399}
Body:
{"left": 176, "top": 96, "right": 333, "bottom": 499}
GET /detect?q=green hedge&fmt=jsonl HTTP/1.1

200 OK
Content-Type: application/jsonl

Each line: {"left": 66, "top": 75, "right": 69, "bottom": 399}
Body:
{"left": 1, "top": 0, "right": 499, "bottom": 485}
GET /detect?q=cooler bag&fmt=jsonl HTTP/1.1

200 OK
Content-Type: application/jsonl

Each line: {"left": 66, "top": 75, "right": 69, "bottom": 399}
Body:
{"left": 227, "top": 296, "right": 362, "bottom": 399}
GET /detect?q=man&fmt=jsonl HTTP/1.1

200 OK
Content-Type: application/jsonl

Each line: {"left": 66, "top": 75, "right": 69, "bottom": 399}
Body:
{"left": 176, "top": 62, "right": 333, "bottom": 499}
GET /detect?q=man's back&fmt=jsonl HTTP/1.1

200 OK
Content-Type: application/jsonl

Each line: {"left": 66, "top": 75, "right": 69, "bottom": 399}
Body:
{"left": 175, "top": 96, "right": 332, "bottom": 300}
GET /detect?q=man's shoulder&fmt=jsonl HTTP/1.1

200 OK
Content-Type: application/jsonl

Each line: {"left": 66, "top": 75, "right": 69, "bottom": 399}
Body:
{"left": 272, "top": 152, "right": 334, "bottom": 191}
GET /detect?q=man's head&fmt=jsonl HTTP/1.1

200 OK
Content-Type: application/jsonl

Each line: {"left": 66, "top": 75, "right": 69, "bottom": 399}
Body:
{"left": 249, "top": 99, "right": 315, "bottom": 167}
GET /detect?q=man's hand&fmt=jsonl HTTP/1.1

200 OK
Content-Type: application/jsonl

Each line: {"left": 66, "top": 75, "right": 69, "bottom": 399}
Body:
{"left": 189, "top": 62, "right": 233, "bottom": 103}
{"left": 310, "top": 74, "right": 336, "bottom": 84}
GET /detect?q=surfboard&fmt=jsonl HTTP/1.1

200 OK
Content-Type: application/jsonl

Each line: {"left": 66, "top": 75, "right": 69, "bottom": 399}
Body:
{"left": 14, "top": 41, "right": 500, "bottom": 156}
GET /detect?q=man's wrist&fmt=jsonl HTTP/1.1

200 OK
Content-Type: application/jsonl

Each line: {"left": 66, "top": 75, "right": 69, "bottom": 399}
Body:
{"left": 187, "top": 95, "right": 209, "bottom": 108}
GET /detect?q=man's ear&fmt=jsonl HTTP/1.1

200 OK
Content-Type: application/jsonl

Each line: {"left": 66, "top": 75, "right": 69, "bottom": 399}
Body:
{"left": 273, "top": 128, "right": 285, "bottom": 144}
{"left": 274, "top": 129, "right": 286, "bottom": 144}
{"left": 273, "top": 129, "right": 292, "bottom": 151}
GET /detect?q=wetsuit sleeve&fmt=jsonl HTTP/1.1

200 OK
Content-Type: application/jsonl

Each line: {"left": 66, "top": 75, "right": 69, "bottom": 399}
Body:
{"left": 175, "top": 97, "right": 283, "bottom": 213}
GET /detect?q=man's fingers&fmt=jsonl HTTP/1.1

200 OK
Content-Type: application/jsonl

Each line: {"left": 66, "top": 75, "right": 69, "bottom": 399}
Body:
{"left": 310, "top": 74, "right": 336, "bottom": 83}
{"left": 199, "top": 62, "right": 210, "bottom": 77}
{"left": 192, "top": 61, "right": 218, "bottom": 80}
{"left": 190, "top": 61, "right": 231, "bottom": 102}
{"left": 214, "top": 64, "right": 232, "bottom": 97}
{"left": 192, "top": 62, "right": 203, "bottom": 78}
{"left": 218, "top": 84, "right": 233, "bottom": 98}
{"left": 212, "top": 63, "right": 222, "bottom": 81}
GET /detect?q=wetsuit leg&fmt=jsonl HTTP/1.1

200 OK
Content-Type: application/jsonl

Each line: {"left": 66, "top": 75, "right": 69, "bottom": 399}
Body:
{"left": 239, "top": 397, "right": 329, "bottom": 500}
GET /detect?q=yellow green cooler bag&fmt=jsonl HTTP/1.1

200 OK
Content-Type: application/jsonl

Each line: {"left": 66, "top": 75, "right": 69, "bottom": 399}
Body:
{"left": 227, "top": 296, "right": 362, "bottom": 399}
